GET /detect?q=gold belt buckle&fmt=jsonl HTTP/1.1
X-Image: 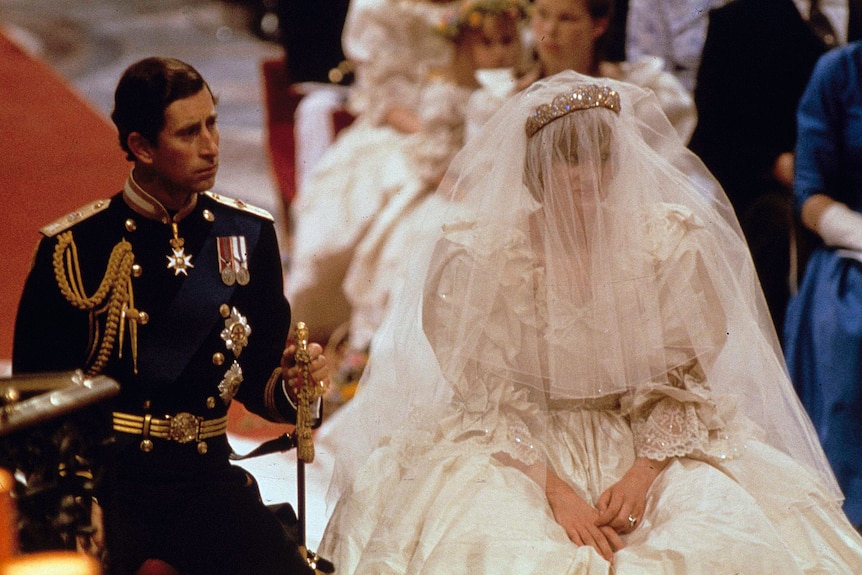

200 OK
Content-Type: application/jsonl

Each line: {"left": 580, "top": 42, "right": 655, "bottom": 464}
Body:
{"left": 167, "top": 412, "right": 202, "bottom": 443}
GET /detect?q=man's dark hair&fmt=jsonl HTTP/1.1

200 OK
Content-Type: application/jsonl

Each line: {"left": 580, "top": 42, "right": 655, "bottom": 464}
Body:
{"left": 111, "top": 57, "right": 213, "bottom": 161}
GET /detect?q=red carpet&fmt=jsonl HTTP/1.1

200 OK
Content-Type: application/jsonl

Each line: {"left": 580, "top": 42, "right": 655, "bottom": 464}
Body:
{"left": 0, "top": 30, "right": 130, "bottom": 362}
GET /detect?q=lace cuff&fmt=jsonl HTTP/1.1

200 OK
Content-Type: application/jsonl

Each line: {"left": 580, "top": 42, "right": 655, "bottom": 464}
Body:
{"left": 631, "top": 395, "right": 709, "bottom": 461}
{"left": 623, "top": 361, "right": 724, "bottom": 461}
{"left": 504, "top": 420, "right": 541, "bottom": 466}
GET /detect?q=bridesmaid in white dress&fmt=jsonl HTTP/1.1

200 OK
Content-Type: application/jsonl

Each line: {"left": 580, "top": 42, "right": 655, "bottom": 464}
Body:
{"left": 287, "top": 0, "right": 462, "bottom": 340}
{"left": 317, "top": 72, "right": 862, "bottom": 574}
{"left": 341, "top": 0, "right": 529, "bottom": 358}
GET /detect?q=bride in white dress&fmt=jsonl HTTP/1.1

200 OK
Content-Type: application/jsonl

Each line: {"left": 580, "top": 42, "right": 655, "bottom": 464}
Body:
{"left": 317, "top": 71, "right": 862, "bottom": 574}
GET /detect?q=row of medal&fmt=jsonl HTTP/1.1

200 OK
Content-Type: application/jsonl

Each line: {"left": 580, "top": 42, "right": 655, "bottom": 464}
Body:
{"left": 165, "top": 232, "right": 249, "bottom": 287}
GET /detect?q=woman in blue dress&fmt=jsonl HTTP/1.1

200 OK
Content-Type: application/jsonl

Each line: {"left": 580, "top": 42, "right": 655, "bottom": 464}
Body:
{"left": 784, "top": 40, "right": 862, "bottom": 531}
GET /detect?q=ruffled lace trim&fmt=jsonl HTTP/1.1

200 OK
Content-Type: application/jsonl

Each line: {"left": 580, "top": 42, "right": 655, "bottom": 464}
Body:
{"left": 624, "top": 360, "right": 745, "bottom": 462}
{"left": 632, "top": 395, "right": 708, "bottom": 461}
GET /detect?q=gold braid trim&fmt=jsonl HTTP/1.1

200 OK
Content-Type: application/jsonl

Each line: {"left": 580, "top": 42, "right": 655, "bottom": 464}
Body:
{"left": 52, "top": 231, "right": 135, "bottom": 375}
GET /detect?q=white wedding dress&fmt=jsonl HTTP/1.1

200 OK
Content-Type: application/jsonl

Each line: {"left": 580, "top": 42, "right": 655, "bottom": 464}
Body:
{"left": 319, "top": 204, "right": 862, "bottom": 574}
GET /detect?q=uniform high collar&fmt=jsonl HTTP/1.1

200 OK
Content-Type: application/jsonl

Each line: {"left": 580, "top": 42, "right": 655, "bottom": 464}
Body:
{"left": 123, "top": 170, "right": 199, "bottom": 225}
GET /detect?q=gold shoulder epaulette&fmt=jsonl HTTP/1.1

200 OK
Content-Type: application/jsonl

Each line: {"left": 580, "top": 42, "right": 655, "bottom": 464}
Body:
{"left": 40, "top": 199, "right": 111, "bottom": 238}
{"left": 203, "top": 191, "right": 274, "bottom": 222}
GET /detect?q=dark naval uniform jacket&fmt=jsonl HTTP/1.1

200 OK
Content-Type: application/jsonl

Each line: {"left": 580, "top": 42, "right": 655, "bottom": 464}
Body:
{"left": 12, "top": 180, "right": 310, "bottom": 574}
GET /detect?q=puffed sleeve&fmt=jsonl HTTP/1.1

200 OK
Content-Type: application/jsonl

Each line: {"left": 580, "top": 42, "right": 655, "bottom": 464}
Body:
{"left": 794, "top": 48, "right": 850, "bottom": 210}
{"left": 423, "top": 223, "right": 545, "bottom": 466}
{"left": 621, "top": 204, "right": 736, "bottom": 462}
{"left": 610, "top": 58, "right": 696, "bottom": 143}
{"left": 405, "top": 80, "right": 470, "bottom": 187}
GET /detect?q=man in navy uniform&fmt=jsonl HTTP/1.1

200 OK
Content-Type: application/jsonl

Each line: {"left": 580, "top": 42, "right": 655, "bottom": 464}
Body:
{"left": 12, "top": 57, "right": 328, "bottom": 575}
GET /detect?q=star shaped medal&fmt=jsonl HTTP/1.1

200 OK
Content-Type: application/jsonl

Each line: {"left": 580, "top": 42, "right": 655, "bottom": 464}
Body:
{"left": 166, "top": 222, "right": 194, "bottom": 276}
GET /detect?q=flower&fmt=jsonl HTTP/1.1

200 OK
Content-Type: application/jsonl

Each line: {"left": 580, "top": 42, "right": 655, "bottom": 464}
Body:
{"left": 437, "top": 0, "right": 529, "bottom": 40}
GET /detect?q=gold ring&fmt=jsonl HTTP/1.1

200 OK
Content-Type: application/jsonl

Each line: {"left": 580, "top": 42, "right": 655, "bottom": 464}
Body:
{"left": 628, "top": 514, "right": 638, "bottom": 529}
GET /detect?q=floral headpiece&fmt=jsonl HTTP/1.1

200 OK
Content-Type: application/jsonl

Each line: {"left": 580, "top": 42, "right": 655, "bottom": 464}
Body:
{"left": 437, "top": 0, "right": 529, "bottom": 40}
{"left": 525, "top": 84, "right": 621, "bottom": 137}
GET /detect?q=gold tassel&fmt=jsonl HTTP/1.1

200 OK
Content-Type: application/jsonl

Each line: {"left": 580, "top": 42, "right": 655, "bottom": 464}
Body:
{"left": 52, "top": 231, "right": 136, "bottom": 375}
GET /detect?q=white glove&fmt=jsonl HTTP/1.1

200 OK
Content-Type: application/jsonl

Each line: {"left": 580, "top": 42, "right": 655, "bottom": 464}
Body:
{"left": 816, "top": 202, "right": 862, "bottom": 252}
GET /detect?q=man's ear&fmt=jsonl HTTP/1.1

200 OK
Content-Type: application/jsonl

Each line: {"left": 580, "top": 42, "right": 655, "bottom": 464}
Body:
{"left": 127, "top": 132, "right": 155, "bottom": 164}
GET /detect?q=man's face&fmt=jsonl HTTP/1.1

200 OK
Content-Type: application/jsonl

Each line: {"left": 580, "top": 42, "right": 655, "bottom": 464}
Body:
{"left": 149, "top": 88, "right": 219, "bottom": 196}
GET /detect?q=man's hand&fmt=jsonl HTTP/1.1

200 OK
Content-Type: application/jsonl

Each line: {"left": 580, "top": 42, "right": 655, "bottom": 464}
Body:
{"left": 281, "top": 342, "right": 329, "bottom": 399}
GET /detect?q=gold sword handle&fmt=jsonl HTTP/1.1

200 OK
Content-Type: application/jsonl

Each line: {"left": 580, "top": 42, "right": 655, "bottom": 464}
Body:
{"left": 293, "top": 322, "right": 324, "bottom": 463}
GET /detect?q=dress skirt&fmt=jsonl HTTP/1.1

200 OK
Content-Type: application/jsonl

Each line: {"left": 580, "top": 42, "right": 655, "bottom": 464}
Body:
{"left": 319, "top": 406, "right": 862, "bottom": 574}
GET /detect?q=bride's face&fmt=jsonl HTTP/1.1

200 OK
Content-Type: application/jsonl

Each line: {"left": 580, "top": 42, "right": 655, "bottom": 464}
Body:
{"left": 523, "top": 112, "right": 614, "bottom": 214}
{"left": 548, "top": 135, "right": 610, "bottom": 212}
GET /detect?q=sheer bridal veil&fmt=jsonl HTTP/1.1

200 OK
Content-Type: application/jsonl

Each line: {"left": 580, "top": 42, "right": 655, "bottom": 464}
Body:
{"left": 320, "top": 70, "right": 841, "bottom": 509}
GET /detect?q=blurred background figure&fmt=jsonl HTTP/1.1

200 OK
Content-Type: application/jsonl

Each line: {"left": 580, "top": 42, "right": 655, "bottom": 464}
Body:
{"left": 285, "top": 0, "right": 458, "bottom": 348}
{"left": 625, "top": 0, "right": 730, "bottom": 93}
{"left": 524, "top": 0, "right": 696, "bottom": 142}
{"left": 783, "top": 40, "right": 862, "bottom": 533}
{"left": 688, "top": 0, "right": 862, "bottom": 341}
{"left": 289, "top": 0, "right": 530, "bottom": 404}
{"left": 340, "top": 0, "right": 530, "bottom": 385}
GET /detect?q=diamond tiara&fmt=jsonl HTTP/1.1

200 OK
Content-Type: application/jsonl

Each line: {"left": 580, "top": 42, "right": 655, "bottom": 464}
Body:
{"left": 525, "top": 84, "right": 621, "bottom": 138}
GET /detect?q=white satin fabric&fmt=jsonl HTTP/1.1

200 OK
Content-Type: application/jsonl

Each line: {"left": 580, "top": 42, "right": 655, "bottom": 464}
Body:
{"left": 317, "top": 70, "right": 862, "bottom": 573}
